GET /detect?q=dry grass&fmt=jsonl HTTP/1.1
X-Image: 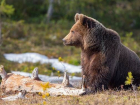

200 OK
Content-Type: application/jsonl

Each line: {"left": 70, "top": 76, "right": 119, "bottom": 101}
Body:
{"left": 1, "top": 89, "right": 140, "bottom": 105}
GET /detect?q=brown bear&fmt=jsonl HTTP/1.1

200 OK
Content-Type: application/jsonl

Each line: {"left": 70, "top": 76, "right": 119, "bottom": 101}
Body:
{"left": 63, "top": 13, "right": 140, "bottom": 93}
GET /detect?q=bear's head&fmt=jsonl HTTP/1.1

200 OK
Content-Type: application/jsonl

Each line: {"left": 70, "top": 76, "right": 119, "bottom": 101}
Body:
{"left": 63, "top": 13, "right": 106, "bottom": 50}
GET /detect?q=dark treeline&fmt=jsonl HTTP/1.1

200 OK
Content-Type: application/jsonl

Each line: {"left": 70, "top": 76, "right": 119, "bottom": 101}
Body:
{"left": 7, "top": 0, "right": 140, "bottom": 29}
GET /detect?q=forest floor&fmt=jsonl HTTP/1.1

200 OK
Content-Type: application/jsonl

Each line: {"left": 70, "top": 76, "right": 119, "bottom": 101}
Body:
{"left": 0, "top": 89, "right": 140, "bottom": 105}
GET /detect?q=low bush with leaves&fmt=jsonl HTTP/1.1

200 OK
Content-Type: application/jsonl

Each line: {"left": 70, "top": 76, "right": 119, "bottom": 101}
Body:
{"left": 125, "top": 72, "right": 134, "bottom": 85}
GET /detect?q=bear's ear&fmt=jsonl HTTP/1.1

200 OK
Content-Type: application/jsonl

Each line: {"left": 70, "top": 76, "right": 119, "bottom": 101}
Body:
{"left": 74, "top": 13, "right": 80, "bottom": 22}
{"left": 79, "top": 14, "right": 96, "bottom": 28}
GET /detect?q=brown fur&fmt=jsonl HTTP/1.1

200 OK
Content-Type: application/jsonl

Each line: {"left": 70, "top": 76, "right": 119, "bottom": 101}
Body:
{"left": 63, "top": 13, "right": 140, "bottom": 92}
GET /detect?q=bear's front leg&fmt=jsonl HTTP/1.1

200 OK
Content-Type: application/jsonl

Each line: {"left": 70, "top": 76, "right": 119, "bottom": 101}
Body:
{"left": 83, "top": 71, "right": 111, "bottom": 94}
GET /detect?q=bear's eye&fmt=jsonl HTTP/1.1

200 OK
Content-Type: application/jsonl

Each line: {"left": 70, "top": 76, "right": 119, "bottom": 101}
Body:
{"left": 71, "top": 31, "right": 74, "bottom": 33}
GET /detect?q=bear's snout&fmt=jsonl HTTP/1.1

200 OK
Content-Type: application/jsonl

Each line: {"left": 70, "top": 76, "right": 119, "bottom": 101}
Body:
{"left": 62, "top": 38, "right": 67, "bottom": 45}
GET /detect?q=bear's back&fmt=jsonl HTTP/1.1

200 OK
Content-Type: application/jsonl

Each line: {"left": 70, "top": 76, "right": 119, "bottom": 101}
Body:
{"left": 110, "top": 44, "right": 140, "bottom": 88}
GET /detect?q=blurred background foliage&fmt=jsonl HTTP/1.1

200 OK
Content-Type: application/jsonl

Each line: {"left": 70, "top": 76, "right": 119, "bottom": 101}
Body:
{"left": 0, "top": 0, "right": 140, "bottom": 75}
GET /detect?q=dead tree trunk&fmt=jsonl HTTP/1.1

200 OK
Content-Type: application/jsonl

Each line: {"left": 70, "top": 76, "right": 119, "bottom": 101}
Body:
{"left": 0, "top": 66, "right": 86, "bottom": 96}
{"left": 46, "top": 0, "right": 54, "bottom": 23}
{"left": 0, "top": 21, "right": 2, "bottom": 45}
{"left": 0, "top": 13, "right": 2, "bottom": 45}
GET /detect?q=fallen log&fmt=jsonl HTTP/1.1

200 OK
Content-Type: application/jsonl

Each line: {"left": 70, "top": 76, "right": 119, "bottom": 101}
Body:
{"left": 0, "top": 65, "right": 86, "bottom": 96}
{"left": 1, "top": 90, "right": 26, "bottom": 101}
